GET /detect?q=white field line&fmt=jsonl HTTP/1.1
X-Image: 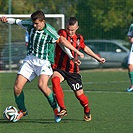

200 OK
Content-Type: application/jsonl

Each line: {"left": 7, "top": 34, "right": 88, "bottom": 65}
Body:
{"left": 48, "top": 80, "right": 132, "bottom": 94}
{"left": 49, "top": 80, "right": 129, "bottom": 86}
{"left": 63, "top": 89, "right": 133, "bottom": 94}
{"left": 2, "top": 80, "right": 131, "bottom": 94}
{"left": 49, "top": 80, "right": 129, "bottom": 87}
{"left": 82, "top": 80, "right": 129, "bottom": 84}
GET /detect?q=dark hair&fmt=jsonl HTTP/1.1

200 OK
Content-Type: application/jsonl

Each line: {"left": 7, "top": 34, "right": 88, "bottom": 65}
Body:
{"left": 31, "top": 10, "right": 45, "bottom": 21}
{"left": 67, "top": 17, "right": 77, "bottom": 26}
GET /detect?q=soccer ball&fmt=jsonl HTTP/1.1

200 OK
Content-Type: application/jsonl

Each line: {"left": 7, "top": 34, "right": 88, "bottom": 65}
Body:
{"left": 3, "top": 106, "right": 18, "bottom": 122}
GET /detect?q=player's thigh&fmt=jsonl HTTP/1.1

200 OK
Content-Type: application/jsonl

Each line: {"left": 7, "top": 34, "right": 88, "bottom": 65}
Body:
{"left": 128, "top": 52, "right": 133, "bottom": 71}
{"left": 36, "top": 61, "right": 53, "bottom": 88}
{"left": 18, "top": 61, "right": 36, "bottom": 82}
{"left": 128, "top": 52, "right": 133, "bottom": 65}
{"left": 38, "top": 74, "right": 51, "bottom": 95}
{"left": 52, "top": 71, "right": 64, "bottom": 82}
{"left": 67, "top": 73, "right": 83, "bottom": 91}
{"left": 36, "top": 60, "right": 53, "bottom": 76}
{"left": 38, "top": 74, "right": 50, "bottom": 89}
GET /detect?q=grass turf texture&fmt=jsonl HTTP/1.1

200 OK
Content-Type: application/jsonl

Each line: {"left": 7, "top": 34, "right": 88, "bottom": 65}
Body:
{"left": 0, "top": 69, "right": 133, "bottom": 133}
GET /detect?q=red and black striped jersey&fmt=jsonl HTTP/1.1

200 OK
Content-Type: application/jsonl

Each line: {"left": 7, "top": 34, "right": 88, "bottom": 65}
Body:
{"left": 52, "top": 29, "right": 86, "bottom": 73}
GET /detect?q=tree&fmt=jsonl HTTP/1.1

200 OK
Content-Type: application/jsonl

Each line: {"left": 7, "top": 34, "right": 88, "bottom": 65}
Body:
{"left": 83, "top": 0, "right": 133, "bottom": 39}
{"left": 1, "top": 0, "right": 133, "bottom": 40}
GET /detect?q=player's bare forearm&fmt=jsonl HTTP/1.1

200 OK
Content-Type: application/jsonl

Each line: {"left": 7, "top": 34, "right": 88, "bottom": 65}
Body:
{"left": 84, "top": 45, "right": 106, "bottom": 63}
{"left": 90, "top": 53, "right": 106, "bottom": 64}
{"left": 91, "top": 53, "right": 106, "bottom": 64}
{"left": 91, "top": 54, "right": 106, "bottom": 64}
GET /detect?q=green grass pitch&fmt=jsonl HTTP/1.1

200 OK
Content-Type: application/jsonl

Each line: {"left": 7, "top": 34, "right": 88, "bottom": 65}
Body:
{"left": 0, "top": 69, "right": 133, "bottom": 133}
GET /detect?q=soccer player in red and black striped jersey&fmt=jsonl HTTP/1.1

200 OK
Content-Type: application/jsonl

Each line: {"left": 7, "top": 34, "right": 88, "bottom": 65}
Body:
{"left": 52, "top": 17, "right": 106, "bottom": 121}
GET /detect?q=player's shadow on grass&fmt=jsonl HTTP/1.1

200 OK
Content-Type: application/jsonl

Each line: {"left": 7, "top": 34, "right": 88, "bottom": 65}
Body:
{"left": 0, "top": 118, "right": 83, "bottom": 124}
{"left": 19, "top": 118, "right": 83, "bottom": 123}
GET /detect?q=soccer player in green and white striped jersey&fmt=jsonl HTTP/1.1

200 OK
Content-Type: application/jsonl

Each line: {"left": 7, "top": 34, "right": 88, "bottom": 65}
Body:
{"left": 1, "top": 10, "right": 84, "bottom": 123}
{"left": 127, "top": 23, "right": 133, "bottom": 92}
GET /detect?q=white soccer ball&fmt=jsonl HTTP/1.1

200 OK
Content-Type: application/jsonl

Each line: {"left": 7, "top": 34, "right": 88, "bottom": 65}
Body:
{"left": 3, "top": 106, "right": 18, "bottom": 122}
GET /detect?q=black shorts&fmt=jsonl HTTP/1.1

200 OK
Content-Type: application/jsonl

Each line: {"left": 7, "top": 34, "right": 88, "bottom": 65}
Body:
{"left": 53, "top": 69, "right": 83, "bottom": 91}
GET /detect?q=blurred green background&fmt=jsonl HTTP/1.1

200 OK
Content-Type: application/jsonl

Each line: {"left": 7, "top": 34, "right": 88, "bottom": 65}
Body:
{"left": 0, "top": 0, "right": 133, "bottom": 70}
{"left": 0, "top": 0, "right": 133, "bottom": 42}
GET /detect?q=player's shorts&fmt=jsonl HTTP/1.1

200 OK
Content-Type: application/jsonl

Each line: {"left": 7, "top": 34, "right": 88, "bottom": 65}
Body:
{"left": 128, "top": 44, "right": 133, "bottom": 65}
{"left": 18, "top": 55, "right": 53, "bottom": 82}
{"left": 53, "top": 68, "right": 83, "bottom": 91}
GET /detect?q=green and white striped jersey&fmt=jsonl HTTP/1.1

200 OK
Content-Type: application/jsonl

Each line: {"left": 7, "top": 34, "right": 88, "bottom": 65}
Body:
{"left": 15, "top": 19, "right": 60, "bottom": 64}
{"left": 127, "top": 23, "right": 133, "bottom": 37}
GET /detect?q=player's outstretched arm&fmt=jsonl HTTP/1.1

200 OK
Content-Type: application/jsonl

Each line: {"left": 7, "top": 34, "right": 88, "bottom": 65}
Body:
{"left": 59, "top": 44, "right": 74, "bottom": 59}
{"left": 1, "top": 16, "right": 28, "bottom": 30}
{"left": 59, "top": 36, "right": 84, "bottom": 58}
{"left": 1, "top": 16, "right": 16, "bottom": 24}
{"left": 84, "top": 45, "right": 106, "bottom": 64}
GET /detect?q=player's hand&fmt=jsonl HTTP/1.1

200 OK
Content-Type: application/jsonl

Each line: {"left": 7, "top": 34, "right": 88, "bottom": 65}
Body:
{"left": 71, "top": 58, "right": 81, "bottom": 65}
{"left": 75, "top": 60, "right": 81, "bottom": 65}
{"left": 76, "top": 50, "right": 84, "bottom": 58}
{"left": 99, "top": 58, "right": 106, "bottom": 64}
{"left": 0, "top": 17, "right": 8, "bottom": 22}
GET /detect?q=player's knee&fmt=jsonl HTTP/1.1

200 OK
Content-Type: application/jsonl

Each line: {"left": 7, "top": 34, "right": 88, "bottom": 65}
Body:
{"left": 51, "top": 76, "right": 60, "bottom": 86}
{"left": 38, "top": 82, "right": 46, "bottom": 90}
{"left": 14, "top": 85, "right": 22, "bottom": 96}
{"left": 128, "top": 64, "right": 133, "bottom": 71}
{"left": 51, "top": 76, "right": 62, "bottom": 94}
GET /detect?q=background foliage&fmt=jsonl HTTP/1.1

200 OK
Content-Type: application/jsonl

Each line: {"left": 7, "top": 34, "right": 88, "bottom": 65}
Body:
{"left": 1, "top": 0, "right": 133, "bottom": 40}
{"left": 0, "top": 0, "right": 133, "bottom": 68}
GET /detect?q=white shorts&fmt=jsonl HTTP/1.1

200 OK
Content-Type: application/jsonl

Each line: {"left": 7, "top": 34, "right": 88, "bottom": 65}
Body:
{"left": 18, "top": 55, "right": 53, "bottom": 82}
{"left": 128, "top": 44, "right": 133, "bottom": 65}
